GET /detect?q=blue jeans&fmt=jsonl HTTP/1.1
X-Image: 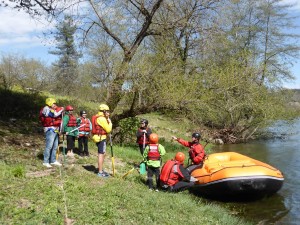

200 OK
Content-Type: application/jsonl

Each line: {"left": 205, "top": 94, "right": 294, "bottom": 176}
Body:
{"left": 43, "top": 129, "right": 59, "bottom": 163}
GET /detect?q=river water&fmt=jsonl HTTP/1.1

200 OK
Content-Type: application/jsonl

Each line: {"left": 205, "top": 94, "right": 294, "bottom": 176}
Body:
{"left": 211, "top": 119, "right": 300, "bottom": 225}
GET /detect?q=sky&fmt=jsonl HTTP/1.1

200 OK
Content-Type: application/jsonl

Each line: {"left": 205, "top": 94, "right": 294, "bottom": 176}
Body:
{"left": 0, "top": 6, "right": 57, "bottom": 64}
{"left": 0, "top": 1, "right": 300, "bottom": 89}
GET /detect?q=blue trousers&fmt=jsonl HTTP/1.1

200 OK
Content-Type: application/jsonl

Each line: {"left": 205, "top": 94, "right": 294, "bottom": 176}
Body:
{"left": 43, "top": 130, "right": 59, "bottom": 163}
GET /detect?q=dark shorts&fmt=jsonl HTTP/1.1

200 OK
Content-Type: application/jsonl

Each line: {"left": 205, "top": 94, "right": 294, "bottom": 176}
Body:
{"left": 67, "top": 135, "right": 76, "bottom": 150}
{"left": 96, "top": 139, "right": 106, "bottom": 154}
{"left": 186, "top": 163, "right": 203, "bottom": 173}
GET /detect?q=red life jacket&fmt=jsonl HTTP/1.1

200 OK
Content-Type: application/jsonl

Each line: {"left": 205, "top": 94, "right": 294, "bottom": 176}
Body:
{"left": 78, "top": 117, "right": 91, "bottom": 133}
{"left": 66, "top": 114, "right": 77, "bottom": 127}
{"left": 147, "top": 144, "right": 161, "bottom": 160}
{"left": 160, "top": 160, "right": 180, "bottom": 186}
{"left": 188, "top": 143, "right": 205, "bottom": 164}
{"left": 39, "top": 107, "right": 62, "bottom": 127}
{"left": 137, "top": 128, "right": 149, "bottom": 144}
{"left": 91, "top": 114, "right": 108, "bottom": 135}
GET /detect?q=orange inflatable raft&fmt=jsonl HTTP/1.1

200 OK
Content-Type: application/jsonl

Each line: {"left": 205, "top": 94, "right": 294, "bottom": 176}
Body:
{"left": 190, "top": 152, "right": 284, "bottom": 199}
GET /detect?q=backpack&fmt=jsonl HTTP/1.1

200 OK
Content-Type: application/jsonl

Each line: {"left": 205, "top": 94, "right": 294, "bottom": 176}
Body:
{"left": 91, "top": 114, "right": 100, "bottom": 135}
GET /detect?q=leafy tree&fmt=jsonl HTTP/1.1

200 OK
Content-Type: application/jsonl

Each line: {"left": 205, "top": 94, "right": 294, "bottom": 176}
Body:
{"left": 0, "top": 54, "right": 19, "bottom": 90}
{"left": 0, "top": 0, "right": 58, "bottom": 16}
{"left": 0, "top": 54, "right": 50, "bottom": 92}
{"left": 3, "top": 0, "right": 300, "bottom": 142}
{"left": 50, "top": 14, "right": 81, "bottom": 95}
{"left": 85, "top": 0, "right": 164, "bottom": 111}
{"left": 212, "top": 0, "right": 300, "bottom": 87}
{"left": 189, "top": 51, "right": 295, "bottom": 142}
{"left": 17, "top": 58, "right": 50, "bottom": 92}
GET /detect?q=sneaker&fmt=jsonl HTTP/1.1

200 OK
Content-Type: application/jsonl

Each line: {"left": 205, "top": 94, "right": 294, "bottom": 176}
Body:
{"left": 50, "top": 161, "right": 62, "bottom": 166}
{"left": 102, "top": 170, "right": 109, "bottom": 176}
{"left": 155, "top": 189, "right": 159, "bottom": 192}
{"left": 149, "top": 188, "right": 154, "bottom": 191}
{"left": 43, "top": 163, "right": 52, "bottom": 168}
{"left": 97, "top": 172, "right": 109, "bottom": 178}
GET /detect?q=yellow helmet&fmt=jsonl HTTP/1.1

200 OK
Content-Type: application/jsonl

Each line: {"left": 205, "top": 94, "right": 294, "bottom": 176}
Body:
{"left": 99, "top": 104, "right": 109, "bottom": 111}
{"left": 45, "top": 98, "right": 56, "bottom": 107}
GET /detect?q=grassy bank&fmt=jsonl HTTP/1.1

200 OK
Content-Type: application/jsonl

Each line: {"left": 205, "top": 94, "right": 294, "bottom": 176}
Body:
{"left": 0, "top": 117, "right": 252, "bottom": 225}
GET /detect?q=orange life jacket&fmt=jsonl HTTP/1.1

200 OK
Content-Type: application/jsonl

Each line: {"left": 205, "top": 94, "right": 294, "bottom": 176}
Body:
{"left": 78, "top": 118, "right": 91, "bottom": 132}
{"left": 39, "top": 107, "right": 62, "bottom": 127}
{"left": 160, "top": 160, "right": 181, "bottom": 186}
{"left": 147, "top": 144, "right": 161, "bottom": 161}
{"left": 91, "top": 114, "right": 107, "bottom": 135}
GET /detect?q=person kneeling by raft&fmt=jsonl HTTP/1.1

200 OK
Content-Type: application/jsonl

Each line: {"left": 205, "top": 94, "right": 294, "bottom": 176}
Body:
{"left": 160, "top": 152, "right": 197, "bottom": 192}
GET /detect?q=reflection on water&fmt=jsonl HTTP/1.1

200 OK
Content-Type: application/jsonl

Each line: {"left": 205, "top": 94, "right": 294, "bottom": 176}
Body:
{"left": 210, "top": 119, "right": 300, "bottom": 225}
{"left": 199, "top": 194, "right": 289, "bottom": 224}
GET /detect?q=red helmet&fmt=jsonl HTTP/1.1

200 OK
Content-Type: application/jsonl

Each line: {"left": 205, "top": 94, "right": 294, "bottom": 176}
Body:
{"left": 175, "top": 152, "right": 185, "bottom": 163}
{"left": 149, "top": 133, "right": 159, "bottom": 144}
{"left": 65, "top": 105, "right": 74, "bottom": 111}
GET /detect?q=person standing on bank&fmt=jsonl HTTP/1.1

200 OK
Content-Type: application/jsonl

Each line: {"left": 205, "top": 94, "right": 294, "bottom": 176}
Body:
{"left": 77, "top": 110, "right": 92, "bottom": 157}
{"left": 92, "top": 104, "right": 112, "bottom": 178}
{"left": 63, "top": 105, "right": 78, "bottom": 157}
{"left": 172, "top": 132, "right": 205, "bottom": 173}
{"left": 143, "top": 133, "right": 166, "bottom": 191}
{"left": 40, "top": 97, "right": 64, "bottom": 168}
{"left": 160, "top": 152, "right": 197, "bottom": 192}
{"left": 136, "top": 119, "right": 152, "bottom": 155}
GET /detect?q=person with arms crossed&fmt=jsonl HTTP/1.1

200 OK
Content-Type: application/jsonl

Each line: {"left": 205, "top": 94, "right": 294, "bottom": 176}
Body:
{"left": 40, "top": 97, "right": 64, "bottom": 168}
{"left": 77, "top": 110, "right": 92, "bottom": 157}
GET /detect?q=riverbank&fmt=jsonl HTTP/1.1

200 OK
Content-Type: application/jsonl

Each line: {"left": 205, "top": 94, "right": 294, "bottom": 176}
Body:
{"left": 0, "top": 119, "right": 251, "bottom": 225}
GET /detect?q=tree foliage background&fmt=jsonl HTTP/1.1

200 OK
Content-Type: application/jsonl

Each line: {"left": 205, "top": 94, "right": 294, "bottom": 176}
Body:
{"left": 0, "top": 0, "right": 300, "bottom": 142}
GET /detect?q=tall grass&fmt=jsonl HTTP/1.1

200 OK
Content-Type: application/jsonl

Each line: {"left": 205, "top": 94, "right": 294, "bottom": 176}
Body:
{"left": 0, "top": 141, "right": 252, "bottom": 225}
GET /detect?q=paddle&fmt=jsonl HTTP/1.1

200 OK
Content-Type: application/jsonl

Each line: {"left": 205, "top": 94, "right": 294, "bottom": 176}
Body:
{"left": 62, "top": 133, "right": 66, "bottom": 162}
{"left": 68, "top": 124, "right": 85, "bottom": 133}
{"left": 122, "top": 167, "right": 135, "bottom": 179}
{"left": 139, "top": 161, "right": 146, "bottom": 175}
{"left": 143, "top": 132, "right": 146, "bottom": 151}
{"left": 56, "top": 112, "right": 64, "bottom": 160}
{"left": 140, "top": 132, "right": 147, "bottom": 174}
{"left": 109, "top": 133, "right": 115, "bottom": 177}
{"left": 122, "top": 162, "right": 146, "bottom": 179}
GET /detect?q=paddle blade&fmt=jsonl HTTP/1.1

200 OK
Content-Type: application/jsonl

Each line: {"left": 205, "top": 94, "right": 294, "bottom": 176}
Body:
{"left": 122, "top": 167, "right": 135, "bottom": 179}
{"left": 139, "top": 162, "right": 146, "bottom": 175}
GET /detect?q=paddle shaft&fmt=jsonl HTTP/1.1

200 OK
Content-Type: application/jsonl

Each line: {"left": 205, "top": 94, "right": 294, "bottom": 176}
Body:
{"left": 68, "top": 124, "right": 85, "bottom": 133}
{"left": 142, "top": 132, "right": 146, "bottom": 151}
{"left": 109, "top": 134, "right": 115, "bottom": 176}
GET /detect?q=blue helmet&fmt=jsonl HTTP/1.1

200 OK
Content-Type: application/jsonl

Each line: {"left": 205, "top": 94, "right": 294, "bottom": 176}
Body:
{"left": 140, "top": 119, "right": 148, "bottom": 126}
